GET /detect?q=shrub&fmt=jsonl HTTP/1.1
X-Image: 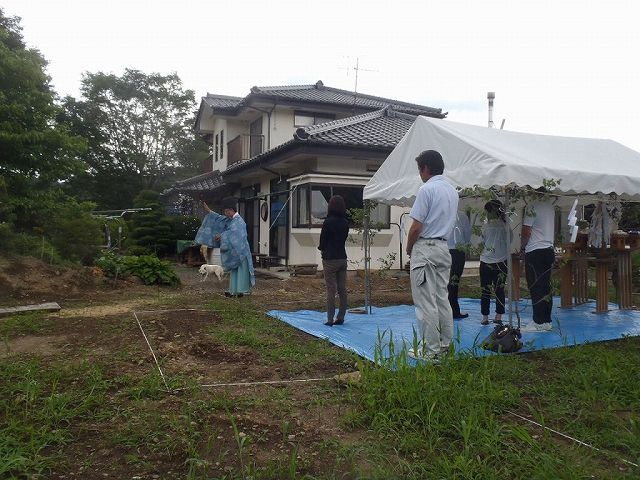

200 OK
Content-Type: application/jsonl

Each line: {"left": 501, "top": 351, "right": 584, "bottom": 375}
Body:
{"left": 46, "top": 207, "right": 102, "bottom": 264}
{"left": 95, "top": 251, "right": 127, "bottom": 277}
{"left": 125, "top": 255, "right": 180, "bottom": 286}
{"left": 125, "top": 245, "right": 153, "bottom": 257}
{"left": 95, "top": 252, "right": 180, "bottom": 286}
{"left": 0, "top": 223, "right": 63, "bottom": 263}
{"left": 127, "top": 190, "right": 173, "bottom": 256}
{"left": 163, "top": 215, "right": 201, "bottom": 254}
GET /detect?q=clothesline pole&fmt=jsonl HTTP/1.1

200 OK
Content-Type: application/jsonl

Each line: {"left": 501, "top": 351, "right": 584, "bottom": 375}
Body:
{"left": 364, "top": 210, "right": 371, "bottom": 314}
{"left": 504, "top": 187, "right": 514, "bottom": 327}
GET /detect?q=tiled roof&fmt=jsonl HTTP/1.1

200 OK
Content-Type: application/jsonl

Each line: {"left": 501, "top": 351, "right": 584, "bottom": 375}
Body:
{"left": 163, "top": 170, "right": 226, "bottom": 195}
{"left": 202, "top": 80, "right": 445, "bottom": 118}
{"left": 251, "top": 81, "right": 445, "bottom": 117}
{"left": 202, "top": 94, "right": 243, "bottom": 112}
{"left": 223, "top": 107, "right": 419, "bottom": 175}
{"left": 294, "top": 108, "right": 416, "bottom": 149}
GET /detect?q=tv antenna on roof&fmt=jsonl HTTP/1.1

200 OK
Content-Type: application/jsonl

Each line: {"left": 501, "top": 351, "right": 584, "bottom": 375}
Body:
{"left": 342, "top": 56, "right": 379, "bottom": 95}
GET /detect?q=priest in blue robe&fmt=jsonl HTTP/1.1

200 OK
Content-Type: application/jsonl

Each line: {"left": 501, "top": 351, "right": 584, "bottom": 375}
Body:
{"left": 202, "top": 198, "right": 255, "bottom": 297}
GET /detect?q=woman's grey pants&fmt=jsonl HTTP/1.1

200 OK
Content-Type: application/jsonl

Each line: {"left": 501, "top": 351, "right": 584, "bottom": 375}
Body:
{"left": 322, "top": 259, "right": 348, "bottom": 322}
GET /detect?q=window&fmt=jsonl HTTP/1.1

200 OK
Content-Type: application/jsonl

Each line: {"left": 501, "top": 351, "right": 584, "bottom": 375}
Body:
{"left": 294, "top": 185, "right": 309, "bottom": 227}
{"left": 292, "top": 183, "right": 390, "bottom": 228}
{"left": 294, "top": 111, "right": 336, "bottom": 127}
{"left": 214, "top": 134, "right": 219, "bottom": 162}
{"left": 220, "top": 130, "right": 224, "bottom": 159}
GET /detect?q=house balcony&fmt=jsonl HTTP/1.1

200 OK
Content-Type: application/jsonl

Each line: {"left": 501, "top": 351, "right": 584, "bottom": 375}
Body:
{"left": 227, "top": 134, "right": 264, "bottom": 166}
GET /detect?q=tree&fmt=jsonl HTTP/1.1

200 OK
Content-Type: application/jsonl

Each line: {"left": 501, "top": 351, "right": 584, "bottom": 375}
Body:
{"left": 127, "top": 190, "right": 173, "bottom": 256}
{"left": 0, "top": 8, "right": 86, "bottom": 230}
{"left": 60, "top": 69, "right": 208, "bottom": 209}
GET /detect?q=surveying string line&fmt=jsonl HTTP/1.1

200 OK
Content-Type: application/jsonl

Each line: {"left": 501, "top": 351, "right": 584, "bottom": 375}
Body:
{"left": 507, "top": 410, "right": 638, "bottom": 468}
{"left": 133, "top": 311, "right": 170, "bottom": 392}
{"left": 171, "top": 377, "right": 335, "bottom": 392}
{"left": 134, "top": 308, "right": 202, "bottom": 314}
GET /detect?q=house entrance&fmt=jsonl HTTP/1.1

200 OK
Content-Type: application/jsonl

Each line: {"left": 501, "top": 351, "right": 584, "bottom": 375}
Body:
{"left": 239, "top": 185, "right": 260, "bottom": 254}
{"left": 269, "top": 178, "right": 288, "bottom": 261}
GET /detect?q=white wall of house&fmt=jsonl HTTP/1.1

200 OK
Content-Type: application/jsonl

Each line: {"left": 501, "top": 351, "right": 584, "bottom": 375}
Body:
{"left": 270, "top": 108, "right": 296, "bottom": 148}
{"left": 288, "top": 172, "right": 410, "bottom": 271}
{"left": 289, "top": 205, "right": 409, "bottom": 271}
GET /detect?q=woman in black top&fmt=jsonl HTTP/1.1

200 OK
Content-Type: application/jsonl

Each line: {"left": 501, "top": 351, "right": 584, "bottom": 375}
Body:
{"left": 318, "top": 195, "right": 350, "bottom": 326}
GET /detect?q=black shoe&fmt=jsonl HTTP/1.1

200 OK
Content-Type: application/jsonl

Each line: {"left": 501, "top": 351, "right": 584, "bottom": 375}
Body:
{"left": 493, "top": 318, "right": 503, "bottom": 324}
{"left": 453, "top": 313, "right": 469, "bottom": 320}
{"left": 224, "top": 291, "right": 231, "bottom": 297}
{"left": 236, "top": 293, "right": 244, "bottom": 298}
{"left": 324, "top": 321, "right": 334, "bottom": 326}
{"left": 333, "top": 319, "right": 344, "bottom": 325}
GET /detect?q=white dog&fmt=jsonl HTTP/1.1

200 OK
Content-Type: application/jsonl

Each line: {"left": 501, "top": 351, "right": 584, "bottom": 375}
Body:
{"left": 199, "top": 264, "right": 225, "bottom": 282}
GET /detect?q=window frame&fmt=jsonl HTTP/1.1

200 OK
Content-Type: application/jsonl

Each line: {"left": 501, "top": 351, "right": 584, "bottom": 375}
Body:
{"left": 293, "top": 110, "right": 336, "bottom": 127}
{"left": 291, "top": 182, "right": 391, "bottom": 229}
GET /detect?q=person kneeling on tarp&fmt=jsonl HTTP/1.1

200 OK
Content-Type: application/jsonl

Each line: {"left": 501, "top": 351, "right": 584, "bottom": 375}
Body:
{"left": 203, "top": 198, "right": 255, "bottom": 297}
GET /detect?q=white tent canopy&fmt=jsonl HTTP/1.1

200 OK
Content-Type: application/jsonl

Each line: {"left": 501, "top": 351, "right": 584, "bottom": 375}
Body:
{"left": 364, "top": 116, "right": 640, "bottom": 206}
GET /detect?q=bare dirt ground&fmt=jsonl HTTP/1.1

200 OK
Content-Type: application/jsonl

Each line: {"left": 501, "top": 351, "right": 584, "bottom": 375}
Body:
{"left": 1, "top": 256, "right": 408, "bottom": 478}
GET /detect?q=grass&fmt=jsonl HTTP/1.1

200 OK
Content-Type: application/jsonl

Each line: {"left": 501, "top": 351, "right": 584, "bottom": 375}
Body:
{"left": 2, "top": 287, "right": 640, "bottom": 478}
{"left": 0, "top": 358, "right": 112, "bottom": 476}
{"left": 203, "top": 297, "right": 358, "bottom": 374}
{"left": 347, "top": 335, "right": 640, "bottom": 479}
{"left": 0, "top": 312, "right": 51, "bottom": 340}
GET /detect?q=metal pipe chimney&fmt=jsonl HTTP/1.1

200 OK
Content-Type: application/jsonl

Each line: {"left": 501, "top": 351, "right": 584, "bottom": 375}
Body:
{"left": 487, "top": 91, "right": 495, "bottom": 128}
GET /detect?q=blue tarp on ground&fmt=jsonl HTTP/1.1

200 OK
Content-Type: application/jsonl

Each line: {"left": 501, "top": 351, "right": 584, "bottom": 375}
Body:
{"left": 268, "top": 297, "right": 640, "bottom": 361}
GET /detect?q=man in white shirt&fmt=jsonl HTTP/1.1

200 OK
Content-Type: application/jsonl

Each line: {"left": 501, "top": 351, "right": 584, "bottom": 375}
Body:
{"left": 447, "top": 209, "right": 471, "bottom": 319}
{"left": 521, "top": 191, "right": 555, "bottom": 330}
{"left": 406, "top": 150, "right": 459, "bottom": 359}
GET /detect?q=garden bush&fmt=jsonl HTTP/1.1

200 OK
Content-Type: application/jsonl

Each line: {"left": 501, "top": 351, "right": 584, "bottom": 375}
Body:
{"left": 127, "top": 190, "right": 173, "bottom": 256}
{"left": 95, "top": 252, "right": 180, "bottom": 286}
{"left": 0, "top": 223, "right": 63, "bottom": 264}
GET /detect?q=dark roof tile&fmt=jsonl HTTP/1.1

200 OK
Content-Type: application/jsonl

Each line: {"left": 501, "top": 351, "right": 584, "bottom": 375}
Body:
{"left": 163, "top": 170, "right": 226, "bottom": 195}
{"left": 202, "top": 94, "right": 243, "bottom": 111}
{"left": 294, "top": 108, "right": 414, "bottom": 148}
{"left": 201, "top": 80, "right": 445, "bottom": 118}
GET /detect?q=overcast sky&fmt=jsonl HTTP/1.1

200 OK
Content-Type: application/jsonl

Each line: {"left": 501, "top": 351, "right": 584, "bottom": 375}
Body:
{"left": 4, "top": 0, "right": 639, "bottom": 151}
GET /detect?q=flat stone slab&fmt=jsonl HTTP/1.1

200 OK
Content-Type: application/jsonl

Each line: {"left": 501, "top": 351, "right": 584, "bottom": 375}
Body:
{"left": 254, "top": 268, "right": 289, "bottom": 280}
{"left": 0, "top": 302, "right": 61, "bottom": 316}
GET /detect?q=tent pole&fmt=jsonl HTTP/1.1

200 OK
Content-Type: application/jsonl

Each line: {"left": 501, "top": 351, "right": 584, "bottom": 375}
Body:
{"left": 364, "top": 210, "right": 371, "bottom": 314}
{"left": 504, "top": 188, "right": 514, "bottom": 327}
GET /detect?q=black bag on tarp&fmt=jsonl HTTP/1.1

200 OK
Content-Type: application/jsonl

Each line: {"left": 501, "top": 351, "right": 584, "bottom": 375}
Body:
{"left": 481, "top": 323, "right": 523, "bottom": 353}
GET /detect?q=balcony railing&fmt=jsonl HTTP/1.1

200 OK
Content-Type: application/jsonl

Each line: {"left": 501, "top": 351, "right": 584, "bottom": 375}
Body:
{"left": 227, "top": 134, "right": 264, "bottom": 166}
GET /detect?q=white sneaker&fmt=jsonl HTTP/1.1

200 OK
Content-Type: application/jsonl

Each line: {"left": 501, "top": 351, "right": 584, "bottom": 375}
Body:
{"left": 534, "top": 322, "right": 553, "bottom": 332}
{"left": 407, "top": 348, "right": 439, "bottom": 362}
{"left": 407, "top": 348, "right": 421, "bottom": 359}
{"left": 521, "top": 322, "right": 552, "bottom": 332}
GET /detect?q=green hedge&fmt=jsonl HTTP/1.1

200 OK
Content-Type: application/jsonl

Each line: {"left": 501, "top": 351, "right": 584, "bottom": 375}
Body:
{"left": 95, "top": 251, "right": 180, "bottom": 286}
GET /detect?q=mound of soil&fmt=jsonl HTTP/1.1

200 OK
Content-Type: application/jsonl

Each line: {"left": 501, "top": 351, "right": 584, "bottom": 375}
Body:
{"left": 0, "top": 255, "right": 107, "bottom": 304}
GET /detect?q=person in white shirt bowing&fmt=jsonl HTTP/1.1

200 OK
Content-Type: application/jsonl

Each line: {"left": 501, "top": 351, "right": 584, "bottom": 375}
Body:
{"left": 479, "top": 199, "right": 511, "bottom": 326}
{"left": 521, "top": 188, "right": 556, "bottom": 331}
{"left": 405, "top": 150, "right": 459, "bottom": 360}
